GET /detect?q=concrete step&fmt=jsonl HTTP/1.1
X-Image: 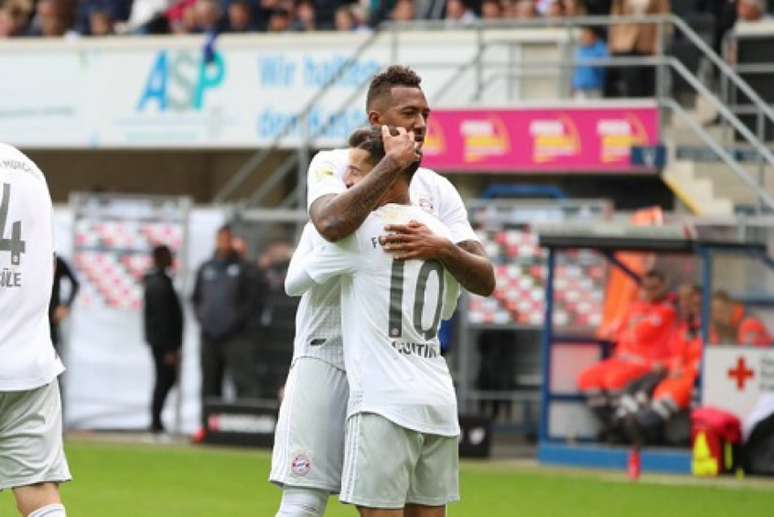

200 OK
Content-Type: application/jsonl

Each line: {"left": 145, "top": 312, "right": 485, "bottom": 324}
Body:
{"left": 661, "top": 160, "right": 734, "bottom": 215}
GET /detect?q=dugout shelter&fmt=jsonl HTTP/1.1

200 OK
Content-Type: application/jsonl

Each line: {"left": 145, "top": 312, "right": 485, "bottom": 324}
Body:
{"left": 535, "top": 223, "right": 774, "bottom": 474}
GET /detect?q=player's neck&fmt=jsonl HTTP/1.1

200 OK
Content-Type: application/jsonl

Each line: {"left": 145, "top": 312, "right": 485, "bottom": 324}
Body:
{"left": 377, "top": 179, "right": 411, "bottom": 207}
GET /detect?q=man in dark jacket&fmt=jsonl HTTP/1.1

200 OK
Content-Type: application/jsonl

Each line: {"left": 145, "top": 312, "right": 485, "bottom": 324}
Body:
{"left": 49, "top": 255, "right": 80, "bottom": 354}
{"left": 192, "top": 225, "right": 258, "bottom": 414}
{"left": 143, "top": 245, "right": 184, "bottom": 434}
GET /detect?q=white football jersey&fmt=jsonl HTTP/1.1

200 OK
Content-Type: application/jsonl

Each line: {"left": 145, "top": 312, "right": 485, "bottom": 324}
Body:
{"left": 301, "top": 204, "right": 461, "bottom": 437}
{"left": 285, "top": 223, "right": 344, "bottom": 370}
{"left": 289, "top": 147, "right": 478, "bottom": 373}
{"left": 0, "top": 143, "right": 63, "bottom": 392}
{"left": 306, "top": 148, "right": 479, "bottom": 245}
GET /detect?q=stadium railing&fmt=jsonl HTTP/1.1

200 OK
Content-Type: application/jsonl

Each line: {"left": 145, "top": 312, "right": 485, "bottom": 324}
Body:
{"left": 215, "top": 15, "right": 774, "bottom": 215}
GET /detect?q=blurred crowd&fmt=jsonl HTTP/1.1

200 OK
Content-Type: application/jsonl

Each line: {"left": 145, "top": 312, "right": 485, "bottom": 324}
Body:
{"left": 0, "top": 0, "right": 768, "bottom": 39}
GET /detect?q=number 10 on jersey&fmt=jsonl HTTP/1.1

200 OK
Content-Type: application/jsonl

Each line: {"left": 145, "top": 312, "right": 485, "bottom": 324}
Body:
{"left": 0, "top": 183, "right": 26, "bottom": 266}
{"left": 388, "top": 259, "right": 445, "bottom": 341}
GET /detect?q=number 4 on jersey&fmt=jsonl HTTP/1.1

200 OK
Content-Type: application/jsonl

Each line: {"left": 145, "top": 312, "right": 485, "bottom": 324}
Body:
{"left": 0, "top": 183, "right": 26, "bottom": 266}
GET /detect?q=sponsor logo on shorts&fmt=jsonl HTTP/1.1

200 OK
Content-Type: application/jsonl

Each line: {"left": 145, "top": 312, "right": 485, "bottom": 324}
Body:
{"left": 291, "top": 453, "right": 312, "bottom": 476}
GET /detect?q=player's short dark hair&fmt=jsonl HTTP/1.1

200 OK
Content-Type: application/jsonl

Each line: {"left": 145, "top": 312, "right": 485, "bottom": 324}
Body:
{"left": 218, "top": 224, "right": 232, "bottom": 235}
{"left": 355, "top": 127, "right": 386, "bottom": 164}
{"left": 348, "top": 128, "right": 373, "bottom": 148}
{"left": 366, "top": 65, "right": 422, "bottom": 111}
{"left": 152, "top": 245, "right": 172, "bottom": 267}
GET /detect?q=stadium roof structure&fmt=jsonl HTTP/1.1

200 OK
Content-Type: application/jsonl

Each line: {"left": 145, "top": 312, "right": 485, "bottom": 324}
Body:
{"left": 535, "top": 223, "right": 768, "bottom": 255}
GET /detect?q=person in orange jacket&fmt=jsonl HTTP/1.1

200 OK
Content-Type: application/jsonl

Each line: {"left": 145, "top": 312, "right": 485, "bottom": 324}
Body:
{"left": 618, "top": 284, "right": 702, "bottom": 444}
{"left": 710, "top": 290, "right": 773, "bottom": 347}
{"left": 577, "top": 270, "right": 677, "bottom": 436}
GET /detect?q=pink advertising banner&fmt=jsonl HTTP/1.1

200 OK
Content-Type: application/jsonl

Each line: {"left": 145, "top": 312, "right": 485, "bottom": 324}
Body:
{"left": 421, "top": 107, "right": 660, "bottom": 173}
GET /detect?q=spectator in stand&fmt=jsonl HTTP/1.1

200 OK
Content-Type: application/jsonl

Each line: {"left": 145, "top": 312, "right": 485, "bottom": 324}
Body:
{"left": 573, "top": 26, "right": 608, "bottom": 98}
{"left": 390, "top": 0, "right": 415, "bottom": 21}
{"left": 292, "top": 0, "right": 315, "bottom": 30}
{"left": 143, "top": 245, "right": 183, "bottom": 434}
{"left": 445, "top": 0, "right": 478, "bottom": 24}
{"left": 507, "top": 0, "right": 536, "bottom": 18}
{"left": 710, "top": 290, "right": 773, "bottom": 346}
{"left": 334, "top": 3, "right": 355, "bottom": 29}
{"left": 88, "top": 7, "right": 115, "bottom": 34}
{"left": 194, "top": 0, "right": 223, "bottom": 32}
{"left": 0, "top": 0, "right": 33, "bottom": 37}
{"left": 607, "top": 0, "right": 671, "bottom": 98}
{"left": 226, "top": 0, "right": 257, "bottom": 31}
{"left": 267, "top": 6, "right": 292, "bottom": 30}
{"left": 577, "top": 270, "right": 677, "bottom": 439}
{"left": 481, "top": 0, "right": 503, "bottom": 19}
{"left": 564, "top": 0, "right": 588, "bottom": 16}
{"left": 74, "top": 0, "right": 129, "bottom": 34}
{"left": 737, "top": 0, "right": 769, "bottom": 22}
{"left": 27, "top": 0, "right": 75, "bottom": 37}
{"left": 546, "top": 0, "right": 565, "bottom": 17}
{"left": 166, "top": 0, "right": 198, "bottom": 34}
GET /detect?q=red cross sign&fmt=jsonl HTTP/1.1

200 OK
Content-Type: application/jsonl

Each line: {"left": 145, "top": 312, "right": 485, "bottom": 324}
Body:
{"left": 727, "top": 357, "right": 755, "bottom": 391}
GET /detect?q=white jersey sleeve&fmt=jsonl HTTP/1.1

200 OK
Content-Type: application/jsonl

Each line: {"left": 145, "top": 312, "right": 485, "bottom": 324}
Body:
{"left": 0, "top": 143, "right": 63, "bottom": 391}
{"left": 301, "top": 233, "right": 361, "bottom": 285}
{"left": 306, "top": 149, "right": 349, "bottom": 212}
{"left": 433, "top": 173, "right": 479, "bottom": 244}
{"left": 288, "top": 223, "right": 347, "bottom": 370}
{"left": 410, "top": 168, "right": 478, "bottom": 245}
{"left": 285, "top": 223, "right": 317, "bottom": 296}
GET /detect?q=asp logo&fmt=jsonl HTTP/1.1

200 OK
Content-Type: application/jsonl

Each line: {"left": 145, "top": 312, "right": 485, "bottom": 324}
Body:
{"left": 137, "top": 50, "right": 226, "bottom": 112}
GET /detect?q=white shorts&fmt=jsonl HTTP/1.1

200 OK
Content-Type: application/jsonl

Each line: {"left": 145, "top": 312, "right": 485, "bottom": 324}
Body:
{"left": 269, "top": 357, "right": 349, "bottom": 493}
{"left": 340, "top": 413, "right": 459, "bottom": 509}
{"left": 0, "top": 380, "right": 71, "bottom": 491}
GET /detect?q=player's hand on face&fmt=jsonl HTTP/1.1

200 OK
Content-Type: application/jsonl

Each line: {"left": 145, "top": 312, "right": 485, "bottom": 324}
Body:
{"left": 382, "top": 125, "right": 421, "bottom": 170}
{"left": 380, "top": 220, "right": 452, "bottom": 261}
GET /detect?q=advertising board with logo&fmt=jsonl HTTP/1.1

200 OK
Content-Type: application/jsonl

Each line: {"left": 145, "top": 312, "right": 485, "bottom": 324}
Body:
{"left": 422, "top": 106, "right": 660, "bottom": 173}
{"left": 0, "top": 31, "right": 513, "bottom": 149}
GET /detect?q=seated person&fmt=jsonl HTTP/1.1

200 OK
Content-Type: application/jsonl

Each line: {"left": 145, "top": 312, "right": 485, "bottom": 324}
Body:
{"left": 617, "top": 284, "right": 703, "bottom": 445}
{"left": 710, "top": 290, "right": 772, "bottom": 347}
{"left": 578, "top": 270, "right": 677, "bottom": 435}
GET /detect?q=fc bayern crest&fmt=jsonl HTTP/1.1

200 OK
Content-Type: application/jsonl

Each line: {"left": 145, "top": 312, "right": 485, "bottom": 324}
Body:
{"left": 419, "top": 198, "right": 434, "bottom": 212}
{"left": 291, "top": 453, "right": 312, "bottom": 476}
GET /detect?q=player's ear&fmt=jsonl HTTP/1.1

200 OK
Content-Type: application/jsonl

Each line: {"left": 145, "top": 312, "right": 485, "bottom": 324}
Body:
{"left": 367, "top": 110, "right": 381, "bottom": 127}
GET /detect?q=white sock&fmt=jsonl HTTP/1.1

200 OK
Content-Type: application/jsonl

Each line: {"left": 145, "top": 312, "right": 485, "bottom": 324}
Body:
{"left": 276, "top": 487, "right": 329, "bottom": 517}
{"left": 27, "top": 504, "right": 66, "bottom": 517}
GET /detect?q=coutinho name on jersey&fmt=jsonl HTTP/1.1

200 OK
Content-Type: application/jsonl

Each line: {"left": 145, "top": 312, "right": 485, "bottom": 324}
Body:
{"left": 391, "top": 340, "right": 440, "bottom": 359}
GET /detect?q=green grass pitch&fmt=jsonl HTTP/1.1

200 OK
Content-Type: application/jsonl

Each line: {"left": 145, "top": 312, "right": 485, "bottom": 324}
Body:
{"left": 2, "top": 439, "right": 772, "bottom": 516}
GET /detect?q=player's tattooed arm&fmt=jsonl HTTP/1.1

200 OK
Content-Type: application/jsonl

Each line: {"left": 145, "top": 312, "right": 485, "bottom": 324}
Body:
{"left": 310, "top": 126, "right": 420, "bottom": 242}
{"left": 381, "top": 222, "right": 495, "bottom": 296}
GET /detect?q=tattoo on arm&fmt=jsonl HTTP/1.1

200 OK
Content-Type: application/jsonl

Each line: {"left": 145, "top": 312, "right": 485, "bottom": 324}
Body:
{"left": 441, "top": 240, "right": 495, "bottom": 297}
{"left": 310, "top": 155, "right": 403, "bottom": 242}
